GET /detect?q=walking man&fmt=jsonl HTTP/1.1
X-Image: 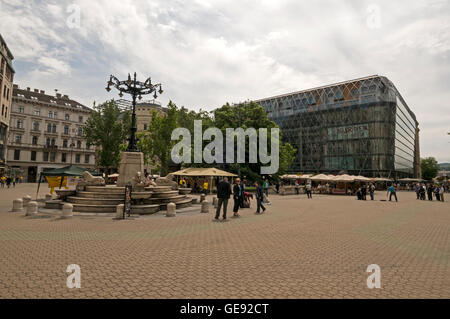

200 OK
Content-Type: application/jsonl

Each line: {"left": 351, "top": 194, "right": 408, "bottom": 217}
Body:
{"left": 232, "top": 178, "right": 243, "bottom": 217}
{"left": 215, "top": 177, "right": 231, "bottom": 221}
{"left": 255, "top": 181, "right": 266, "bottom": 214}
{"left": 387, "top": 184, "right": 398, "bottom": 202}
{"left": 439, "top": 185, "right": 445, "bottom": 202}
{"left": 369, "top": 183, "right": 375, "bottom": 200}
{"left": 306, "top": 182, "right": 312, "bottom": 199}
{"left": 295, "top": 180, "right": 300, "bottom": 195}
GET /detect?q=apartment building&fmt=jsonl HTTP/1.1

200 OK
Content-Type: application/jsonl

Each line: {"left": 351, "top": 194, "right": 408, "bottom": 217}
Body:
{"left": 0, "top": 34, "right": 15, "bottom": 172}
{"left": 8, "top": 85, "right": 96, "bottom": 182}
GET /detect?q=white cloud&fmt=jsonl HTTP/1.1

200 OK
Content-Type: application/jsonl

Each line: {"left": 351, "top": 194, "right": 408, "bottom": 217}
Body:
{"left": 0, "top": 0, "right": 449, "bottom": 161}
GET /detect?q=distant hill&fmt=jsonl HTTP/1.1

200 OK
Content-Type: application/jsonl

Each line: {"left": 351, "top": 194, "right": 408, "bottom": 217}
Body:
{"left": 439, "top": 163, "right": 450, "bottom": 170}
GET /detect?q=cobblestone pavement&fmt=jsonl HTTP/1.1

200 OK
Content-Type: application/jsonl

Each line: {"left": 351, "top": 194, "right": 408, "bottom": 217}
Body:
{"left": 0, "top": 184, "right": 449, "bottom": 298}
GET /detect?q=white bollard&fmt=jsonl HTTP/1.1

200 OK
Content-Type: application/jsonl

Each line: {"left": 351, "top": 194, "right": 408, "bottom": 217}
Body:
{"left": 26, "top": 201, "right": 38, "bottom": 216}
{"left": 23, "top": 195, "right": 32, "bottom": 208}
{"left": 166, "top": 202, "right": 176, "bottom": 217}
{"left": 200, "top": 194, "right": 206, "bottom": 203}
{"left": 12, "top": 198, "right": 24, "bottom": 212}
{"left": 201, "top": 200, "right": 210, "bottom": 214}
{"left": 213, "top": 197, "right": 218, "bottom": 208}
{"left": 61, "top": 203, "right": 74, "bottom": 218}
{"left": 116, "top": 204, "right": 124, "bottom": 219}
{"left": 45, "top": 194, "right": 53, "bottom": 202}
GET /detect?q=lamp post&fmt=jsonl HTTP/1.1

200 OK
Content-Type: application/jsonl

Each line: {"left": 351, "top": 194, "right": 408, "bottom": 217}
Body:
{"left": 106, "top": 72, "right": 163, "bottom": 152}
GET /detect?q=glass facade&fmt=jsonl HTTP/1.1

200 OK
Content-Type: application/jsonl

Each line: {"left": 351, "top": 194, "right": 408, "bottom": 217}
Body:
{"left": 256, "top": 76, "right": 419, "bottom": 178}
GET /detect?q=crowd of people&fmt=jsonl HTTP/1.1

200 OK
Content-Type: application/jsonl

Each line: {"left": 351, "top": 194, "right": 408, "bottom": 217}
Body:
{"left": 414, "top": 183, "right": 445, "bottom": 202}
{"left": 214, "top": 177, "right": 270, "bottom": 222}
{"left": 0, "top": 176, "right": 23, "bottom": 188}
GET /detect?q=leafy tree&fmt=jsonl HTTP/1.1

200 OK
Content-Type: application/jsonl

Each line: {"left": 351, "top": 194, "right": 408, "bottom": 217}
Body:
{"left": 83, "top": 100, "right": 130, "bottom": 172}
{"left": 138, "top": 101, "right": 178, "bottom": 176}
{"left": 212, "top": 101, "right": 296, "bottom": 182}
{"left": 421, "top": 157, "right": 440, "bottom": 181}
{"left": 138, "top": 100, "right": 296, "bottom": 181}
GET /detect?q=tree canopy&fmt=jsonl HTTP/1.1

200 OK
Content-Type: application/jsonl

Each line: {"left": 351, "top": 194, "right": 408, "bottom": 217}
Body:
{"left": 139, "top": 100, "right": 296, "bottom": 182}
{"left": 421, "top": 157, "right": 440, "bottom": 181}
{"left": 83, "top": 100, "right": 130, "bottom": 171}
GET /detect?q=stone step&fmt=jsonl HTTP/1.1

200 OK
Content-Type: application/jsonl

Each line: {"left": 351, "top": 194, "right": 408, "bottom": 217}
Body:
{"left": 145, "top": 195, "right": 187, "bottom": 205}
{"left": 66, "top": 196, "right": 124, "bottom": 205}
{"left": 77, "top": 191, "right": 125, "bottom": 199}
{"left": 159, "top": 198, "right": 193, "bottom": 210}
{"left": 85, "top": 186, "right": 125, "bottom": 193}
{"left": 68, "top": 203, "right": 118, "bottom": 213}
{"left": 131, "top": 204, "right": 160, "bottom": 215}
{"left": 151, "top": 190, "right": 179, "bottom": 198}
{"left": 145, "top": 186, "right": 172, "bottom": 192}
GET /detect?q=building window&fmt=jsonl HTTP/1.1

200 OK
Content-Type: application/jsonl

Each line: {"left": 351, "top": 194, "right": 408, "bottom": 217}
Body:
{"left": 75, "top": 154, "right": 81, "bottom": 163}
{"left": 43, "top": 152, "right": 49, "bottom": 162}
{"left": 65, "top": 113, "right": 70, "bottom": 121}
{"left": 47, "top": 123, "right": 52, "bottom": 133}
{"left": 33, "top": 121, "right": 39, "bottom": 131}
{"left": 52, "top": 124, "right": 57, "bottom": 133}
{"left": 18, "top": 106, "right": 24, "bottom": 113}
{"left": 77, "top": 127, "right": 82, "bottom": 136}
{"left": 14, "top": 150, "right": 20, "bottom": 161}
{"left": 51, "top": 138, "right": 56, "bottom": 146}
{"left": 63, "top": 139, "right": 68, "bottom": 148}
{"left": 53, "top": 111, "right": 58, "bottom": 119}
{"left": 79, "top": 116, "right": 83, "bottom": 123}
{"left": 61, "top": 153, "right": 67, "bottom": 163}
{"left": 17, "top": 119, "right": 23, "bottom": 129}
{"left": 32, "top": 136, "right": 38, "bottom": 145}
{"left": 31, "top": 151, "right": 36, "bottom": 161}
{"left": 77, "top": 140, "right": 81, "bottom": 149}
{"left": 46, "top": 138, "right": 51, "bottom": 146}
{"left": 48, "top": 111, "right": 53, "bottom": 118}
{"left": 84, "top": 154, "right": 90, "bottom": 164}
{"left": 34, "top": 109, "right": 40, "bottom": 116}
{"left": 15, "top": 135, "right": 22, "bottom": 144}
{"left": 86, "top": 144, "right": 90, "bottom": 150}
{"left": 1, "top": 104, "right": 4, "bottom": 116}
{"left": 64, "top": 125, "right": 69, "bottom": 135}
{"left": 50, "top": 152, "right": 56, "bottom": 162}
{"left": 144, "top": 124, "right": 147, "bottom": 130}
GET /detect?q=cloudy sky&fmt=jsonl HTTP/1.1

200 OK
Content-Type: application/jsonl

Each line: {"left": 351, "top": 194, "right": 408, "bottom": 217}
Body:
{"left": 1, "top": 0, "right": 449, "bottom": 162}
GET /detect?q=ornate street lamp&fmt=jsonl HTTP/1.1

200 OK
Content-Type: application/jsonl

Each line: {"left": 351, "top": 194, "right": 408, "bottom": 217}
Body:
{"left": 106, "top": 72, "right": 163, "bottom": 152}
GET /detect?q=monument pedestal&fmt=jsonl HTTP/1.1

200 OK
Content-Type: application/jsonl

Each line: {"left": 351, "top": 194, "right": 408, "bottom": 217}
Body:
{"left": 117, "top": 152, "right": 144, "bottom": 187}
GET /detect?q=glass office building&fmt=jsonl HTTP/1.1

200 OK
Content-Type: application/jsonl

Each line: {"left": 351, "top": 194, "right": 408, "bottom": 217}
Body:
{"left": 256, "top": 75, "right": 420, "bottom": 178}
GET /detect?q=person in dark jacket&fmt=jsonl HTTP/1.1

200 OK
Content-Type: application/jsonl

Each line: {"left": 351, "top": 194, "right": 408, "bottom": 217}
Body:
{"left": 427, "top": 183, "right": 433, "bottom": 201}
{"left": 232, "top": 178, "right": 243, "bottom": 217}
{"left": 255, "top": 181, "right": 266, "bottom": 214}
{"left": 215, "top": 177, "right": 231, "bottom": 221}
{"left": 239, "top": 181, "right": 246, "bottom": 208}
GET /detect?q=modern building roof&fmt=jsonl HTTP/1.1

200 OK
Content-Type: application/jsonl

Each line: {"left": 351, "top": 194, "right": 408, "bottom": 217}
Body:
{"left": 254, "top": 75, "right": 381, "bottom": 102}
{"left": 253, "top": 74, "right": 417, "bottom": 124}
